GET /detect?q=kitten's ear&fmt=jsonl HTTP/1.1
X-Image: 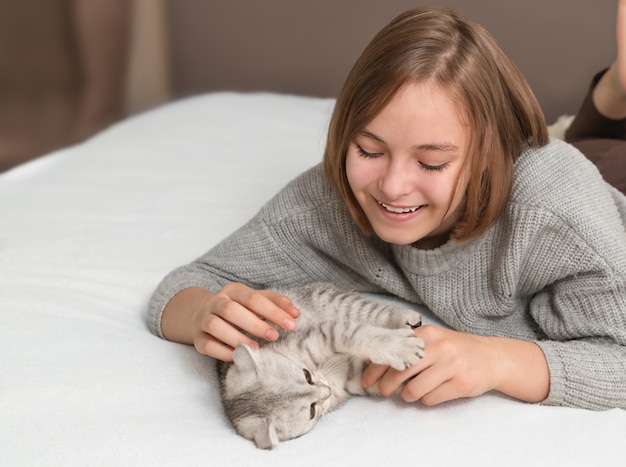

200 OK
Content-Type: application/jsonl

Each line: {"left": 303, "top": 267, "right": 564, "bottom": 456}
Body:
{"left": 253, "top": 418, "right": 279, "bottom": 450}
{"left": 232, "top": 344, "right": 261, "bottom": 375}
{"left": 238, "top": 416, "right": 279, "bottom": 450}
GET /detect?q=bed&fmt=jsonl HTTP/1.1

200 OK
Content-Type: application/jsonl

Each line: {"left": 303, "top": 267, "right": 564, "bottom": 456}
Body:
{"left": 2, "top": 90, "right": 625, "bottom": 466}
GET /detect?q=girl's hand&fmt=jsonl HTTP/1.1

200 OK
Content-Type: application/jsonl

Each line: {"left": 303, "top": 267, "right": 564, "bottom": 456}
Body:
{"left": 361, "top": 325, "right": 549, "bottom": 405}
{"left": 162, "top": 283, "right": 300, "bottom": 362}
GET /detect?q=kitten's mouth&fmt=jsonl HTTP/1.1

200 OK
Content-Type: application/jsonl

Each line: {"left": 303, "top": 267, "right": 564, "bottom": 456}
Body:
{"left": 378, "top": 201, "right": 423, "bottom": 213}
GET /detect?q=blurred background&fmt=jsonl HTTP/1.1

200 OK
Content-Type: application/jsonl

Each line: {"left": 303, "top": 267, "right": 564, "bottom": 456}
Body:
{"left": 0, "top": 0, "right": 615, "bottom": 172}
{"left": 0, "top": 0, "right": 168, "bottom": 172}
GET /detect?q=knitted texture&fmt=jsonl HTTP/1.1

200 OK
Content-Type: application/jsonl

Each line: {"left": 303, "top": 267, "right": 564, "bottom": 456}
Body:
{"left": 148, "top": 138, "right": 626, "bottom": 410}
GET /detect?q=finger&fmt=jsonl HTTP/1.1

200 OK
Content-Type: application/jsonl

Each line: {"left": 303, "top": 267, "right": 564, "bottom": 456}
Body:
{"left": 204, "top": 312, "right": 264, "bottom": 349}
{"left": 400, "top": 364, "right": 454, "bottom": 403}
{"left": 213, "top": 295, "right": 281, "bottom": 341}
{"left": 199, "top": 336, "right": 262, "bottom": 363}
{"left": 194, "top": 331, "right": 236, "bottom": 362}
{"left": 421, "top": 382, "right": 458, "bottom": 406}
{"left": 233, "top": 288, "right": 298, "bottom": 331}
{"left": 377, "top": 366, "right": 417, "bottom": 397}
{"left": 259, "top": 290, "right": 301, "bottom": 318}
{"left": 408, "top": 379, "right": 459, "bottom": 406}
{"left": 362, "top": 362, "right": 390, "bottom": 389}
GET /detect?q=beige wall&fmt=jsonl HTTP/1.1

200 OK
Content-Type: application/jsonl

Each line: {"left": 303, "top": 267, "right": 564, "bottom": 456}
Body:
{"left": 0, "top": 0, "right": 133, "bottom": 171}
{"left": 0, "top": 0, "right": 170, "bottom": 172}
{"left": 0, "top": 0, "right": 617, "bottom": 172}
{"left": 167, "top": 0, "right": 616, "bottom": 122}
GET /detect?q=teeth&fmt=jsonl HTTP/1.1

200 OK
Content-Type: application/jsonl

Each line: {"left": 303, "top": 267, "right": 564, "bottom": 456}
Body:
{"left": 379, "top": 202, "right": 420, "bottom": 213}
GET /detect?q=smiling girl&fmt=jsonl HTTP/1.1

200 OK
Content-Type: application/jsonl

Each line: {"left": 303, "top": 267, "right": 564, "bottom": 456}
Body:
{"left": 148, "top": 6, "right": 626, "bottom": 410}
{"left": 345, "top": 82, "right": 469, "bottom": 249}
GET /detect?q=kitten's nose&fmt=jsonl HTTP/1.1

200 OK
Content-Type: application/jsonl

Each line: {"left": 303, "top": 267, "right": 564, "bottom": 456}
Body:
{"left": 320, "top": 385, "right": 331, "bottom": 400}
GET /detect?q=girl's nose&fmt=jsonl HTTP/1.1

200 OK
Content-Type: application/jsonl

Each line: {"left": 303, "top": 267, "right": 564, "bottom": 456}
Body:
{"left": 379, "top": 159, "right": 415, "bottom": 200}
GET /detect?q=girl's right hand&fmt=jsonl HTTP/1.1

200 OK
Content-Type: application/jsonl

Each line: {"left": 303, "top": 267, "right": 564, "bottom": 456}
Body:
{"left": 161, "top": 283, "right": 300, "bottom": 362}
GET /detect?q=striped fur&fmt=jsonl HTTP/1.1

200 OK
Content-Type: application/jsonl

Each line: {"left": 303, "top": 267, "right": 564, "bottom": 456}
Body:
{"left": 217, "top": 283, "right": 424, "bottom": 449}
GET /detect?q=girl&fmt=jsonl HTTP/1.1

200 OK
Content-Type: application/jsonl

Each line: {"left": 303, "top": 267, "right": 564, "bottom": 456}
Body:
{"left": 148, "top": 6, "right": 626, "bottom": 411}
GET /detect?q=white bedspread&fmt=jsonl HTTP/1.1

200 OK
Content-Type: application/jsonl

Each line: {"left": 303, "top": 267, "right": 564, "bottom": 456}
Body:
{"left": 1, "top": 92, "right": 625, "bottom": 466}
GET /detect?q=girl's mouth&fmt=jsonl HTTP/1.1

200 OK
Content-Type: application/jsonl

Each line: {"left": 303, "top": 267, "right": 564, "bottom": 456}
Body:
{"left": 378, "top": 201, "right": 423, "bottom": 213}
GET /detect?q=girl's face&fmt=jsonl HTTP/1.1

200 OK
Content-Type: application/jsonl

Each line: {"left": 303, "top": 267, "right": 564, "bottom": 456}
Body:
{"left": 346, "top": 81, "right": 470, "bottom": 248}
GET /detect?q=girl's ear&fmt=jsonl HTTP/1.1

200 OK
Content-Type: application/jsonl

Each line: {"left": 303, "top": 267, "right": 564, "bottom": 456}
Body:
{"left": 232, "top": 344, "right": 261, "bottom": 375}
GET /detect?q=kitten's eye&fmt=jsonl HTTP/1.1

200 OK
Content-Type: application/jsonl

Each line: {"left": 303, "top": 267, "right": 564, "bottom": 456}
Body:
{"left": 309, "top": 403, "right": 316, "bottom": 420}
{"left": 303, "top": 368, "right": 314, "bottom": 385}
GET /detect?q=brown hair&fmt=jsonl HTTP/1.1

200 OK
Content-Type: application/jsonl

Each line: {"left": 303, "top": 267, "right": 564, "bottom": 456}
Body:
{"left": 323, "top": 7, "right": 548, "bottom": 241}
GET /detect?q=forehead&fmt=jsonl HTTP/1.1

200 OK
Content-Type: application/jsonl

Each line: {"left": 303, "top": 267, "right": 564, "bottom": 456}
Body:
{"left": 387, "top": 80, "right": 465, "bottom": 123}
{"left": 361, "top": 81, "right": 469, "bottom": 150}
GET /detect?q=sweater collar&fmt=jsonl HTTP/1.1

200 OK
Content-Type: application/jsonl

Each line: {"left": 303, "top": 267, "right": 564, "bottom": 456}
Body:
{"left": 391, "top": 234, "right": 483, "bottom": 275}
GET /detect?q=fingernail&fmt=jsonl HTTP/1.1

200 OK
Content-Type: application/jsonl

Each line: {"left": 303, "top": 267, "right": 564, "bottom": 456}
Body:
{"left": 266, "top": 328, "right": 279, "bottom": 341}
{"left": 362, "top": 377, "right": 371, "bottom": 388}
{"left": 283, "top": 317, "right": 296, "bottom": 330}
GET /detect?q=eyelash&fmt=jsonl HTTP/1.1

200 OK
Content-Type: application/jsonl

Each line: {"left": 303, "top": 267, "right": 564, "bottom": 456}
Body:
{"left": 355, "top": 146, "right": 381, "bottom": 159}
{"left": 355, "top": 145, "right": 448, "bottom": 172}
{"left": 420, "top": 162, "right": 448, "bottom": 172}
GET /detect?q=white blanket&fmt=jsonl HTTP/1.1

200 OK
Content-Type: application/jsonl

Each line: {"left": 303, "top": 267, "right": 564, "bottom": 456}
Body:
{"left": 1, "top": 92, "right": 625, "bottom": 466}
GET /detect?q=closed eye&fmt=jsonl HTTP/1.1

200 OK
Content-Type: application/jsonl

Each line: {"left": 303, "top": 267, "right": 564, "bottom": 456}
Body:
{"left": 419, "top": 162, "right": 448, "bottom": 172}
{"left": 356, "top": 145, "right": 382, "bottom": 159}
{"left": 303, "top": 368, "right": 314, "bottom": 385}
{"left": 358, "top": 144, "right": 449, "bottom": 171}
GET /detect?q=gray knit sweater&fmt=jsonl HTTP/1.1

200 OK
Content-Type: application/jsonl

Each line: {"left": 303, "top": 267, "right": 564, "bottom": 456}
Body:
{"left": 148, "top": 138, "right": 626, "bottom": 411}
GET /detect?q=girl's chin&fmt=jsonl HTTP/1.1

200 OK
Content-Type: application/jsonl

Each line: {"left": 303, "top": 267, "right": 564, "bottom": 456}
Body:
{"left": 371, "top": 227, "right": 424, "bottom": 245}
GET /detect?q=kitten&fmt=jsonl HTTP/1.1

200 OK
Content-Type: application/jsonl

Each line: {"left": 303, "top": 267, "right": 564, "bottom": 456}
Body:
{"left": 217, "top": 283, "right": 424, "bottom": 449}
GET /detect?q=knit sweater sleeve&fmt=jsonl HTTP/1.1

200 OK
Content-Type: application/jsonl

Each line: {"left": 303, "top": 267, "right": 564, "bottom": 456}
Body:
{"left": 146, "top": 215, "right": 309, "bottom": 338}
{"left": 512, "top": 140, "right": 626, "bottom": 410}
{"left": 146, "top": 165, "right": 387, "bottom": 338}
{"left": 527, "top": 227, "right": 626, "bottom": 410}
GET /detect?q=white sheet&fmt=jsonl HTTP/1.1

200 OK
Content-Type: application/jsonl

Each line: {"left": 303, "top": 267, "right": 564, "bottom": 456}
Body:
{"left": 1, "top": 92, "right": 625, "bottom": 466}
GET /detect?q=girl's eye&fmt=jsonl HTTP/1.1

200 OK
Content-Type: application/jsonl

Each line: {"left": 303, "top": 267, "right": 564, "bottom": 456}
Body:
{"left": 356, "top": 145, "right": 381, "bottom": 159}
{"left": 356, "top": 143, "right": 448, "bottom": 171}
{"left": 420, "top": 162, "right": 448, "bottom": 172}
{"left": 303, "top": 368, "right": 314, "bottom": 384}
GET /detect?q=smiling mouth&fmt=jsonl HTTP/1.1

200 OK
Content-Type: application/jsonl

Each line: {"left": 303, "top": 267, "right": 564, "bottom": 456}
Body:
{"left": 378, "top": 202, "right": 423, "bottom": 213}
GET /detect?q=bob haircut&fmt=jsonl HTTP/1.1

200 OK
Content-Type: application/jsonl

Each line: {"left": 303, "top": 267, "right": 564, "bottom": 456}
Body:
{"left": 323, "top": 7, "right": 548, "bottom": 241}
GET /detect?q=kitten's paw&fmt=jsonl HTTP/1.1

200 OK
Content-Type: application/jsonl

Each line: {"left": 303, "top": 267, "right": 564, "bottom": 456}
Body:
{"left": 370, "top": 329, "right": 425, "bottom": 370}
{"left": 390, "top": 309, "right": 422, "bottom": 330}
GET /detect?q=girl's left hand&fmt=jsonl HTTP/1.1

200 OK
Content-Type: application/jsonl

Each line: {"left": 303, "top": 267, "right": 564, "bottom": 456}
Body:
{"left": 361, "top": 325, "right": 549, "bottom": 405}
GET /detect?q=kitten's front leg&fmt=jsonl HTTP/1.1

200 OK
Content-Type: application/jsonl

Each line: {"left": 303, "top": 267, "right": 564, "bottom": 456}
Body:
{"left": 325, "top": 321, "right": 424, "bottom": 371}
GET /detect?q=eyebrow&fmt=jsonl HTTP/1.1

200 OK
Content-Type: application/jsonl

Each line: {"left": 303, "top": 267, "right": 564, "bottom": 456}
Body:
{"left": 357, "top": 130, "right": 460, "bottom": 152}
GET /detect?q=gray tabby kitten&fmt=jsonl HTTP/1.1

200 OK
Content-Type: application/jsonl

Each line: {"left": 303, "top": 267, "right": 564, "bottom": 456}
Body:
{"left": 217, "top": 283, "right": 424, "bottom": 449}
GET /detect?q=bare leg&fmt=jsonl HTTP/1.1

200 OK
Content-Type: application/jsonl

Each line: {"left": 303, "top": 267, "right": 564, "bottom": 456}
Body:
{"left": 593, "top": 0, "right": 626, "bottom": 119}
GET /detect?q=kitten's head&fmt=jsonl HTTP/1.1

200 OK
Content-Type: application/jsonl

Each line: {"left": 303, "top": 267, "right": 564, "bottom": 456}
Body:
{"left": 222, "top": 344, "right": 331, "bottom": 449}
